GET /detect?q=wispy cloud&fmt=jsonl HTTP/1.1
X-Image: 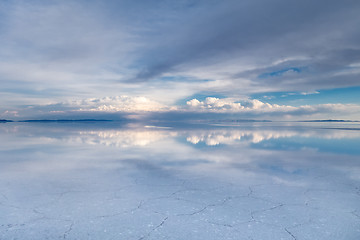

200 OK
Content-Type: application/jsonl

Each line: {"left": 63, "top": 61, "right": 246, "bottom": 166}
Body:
{"left": 0, "top": 0, "right": 359, "bottom": 120}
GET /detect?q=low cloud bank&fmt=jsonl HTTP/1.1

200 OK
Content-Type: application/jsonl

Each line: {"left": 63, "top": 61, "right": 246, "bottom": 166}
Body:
{"left": 2, "top": 95, "right": 359, "bottom": 121}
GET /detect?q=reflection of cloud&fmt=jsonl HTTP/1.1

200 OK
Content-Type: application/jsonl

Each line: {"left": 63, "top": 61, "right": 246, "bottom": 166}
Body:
{"left": 186, "top": 130, "right": 296, "bottom": 146}
{"left": 2, "top": 123, "right": 359, "bottom": 149}
{"left": 186, "top": 131, "right": 243, "bottom": 146}
{"left": 74, "top": 130, "right": 176, "bottom": 148}
{"left": 185, "top": 128, "right": 360, "bottom": 146}
{"left": 1, "top": 123, "right": 359, "bottom": 191}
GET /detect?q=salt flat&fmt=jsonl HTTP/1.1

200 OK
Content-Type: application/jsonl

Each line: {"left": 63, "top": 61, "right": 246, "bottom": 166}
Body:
{"left": 0, "top": 122, "right": 359, "bottom": 239}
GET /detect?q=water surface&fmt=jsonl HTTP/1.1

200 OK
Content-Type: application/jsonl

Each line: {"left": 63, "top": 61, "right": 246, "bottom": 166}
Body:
{"left": 0, "top": 122, "right": 359, "bottom": 239}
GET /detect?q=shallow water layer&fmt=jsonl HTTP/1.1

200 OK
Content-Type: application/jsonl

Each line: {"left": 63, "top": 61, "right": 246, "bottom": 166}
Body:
{"left": 0, "top": 122, "right": 359, "bottom": 239}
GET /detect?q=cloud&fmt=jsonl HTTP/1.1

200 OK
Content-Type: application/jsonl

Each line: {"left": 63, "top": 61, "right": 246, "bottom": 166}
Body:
{"left": 0, "top": 0, "right": 359, "bottom": 118}
{"left": 126, "top": 0, "right": 360, "bottom": 92}
{"left": 0, "top": 95, "right": 174, "bottom": 120}
{"left": 69, "top": 96, "right": 172, "bottom": 112}
{"left": 0, "top": 0, "right": 137, "bottom": 103}
{"left": 183, "top": 97, "right": 360, "bottom": 120}
{"left": 3, "top": 95, "right": 359, "bottom": 121}
{"left": 186, "top": 97, "right": 291, "bottom": 112}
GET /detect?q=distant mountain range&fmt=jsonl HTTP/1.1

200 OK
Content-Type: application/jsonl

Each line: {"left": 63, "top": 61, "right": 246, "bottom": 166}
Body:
{"left": 297, "top": 120, "right": 360, "bottom": 122}
{"left": 212, "top": 119, "right": 272, "bottom": 122}
{"left": 19, "top": 119, "right": 113, "bottom": 122}
{"left": 0, "top": 119, "right": 112, "bottom": 123}
{"left": 0, "top": 119, "right": 13, "bottom": 122}
{"left": 1, "top": 119, "right": 359, "bottom": 123}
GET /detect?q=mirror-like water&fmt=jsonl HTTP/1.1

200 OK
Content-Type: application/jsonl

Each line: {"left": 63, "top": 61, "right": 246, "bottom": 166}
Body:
{"left": 1, "top": 122, "right": 359, "bottom": 239}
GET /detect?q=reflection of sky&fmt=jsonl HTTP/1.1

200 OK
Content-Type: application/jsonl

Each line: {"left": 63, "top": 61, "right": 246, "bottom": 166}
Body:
{"left": 1, "top": 122, "right": 360, "bottom": 172}
{"left": 77, "top": 130, "right": 176, "bottom": 148}
{"left": 252, "top": 136, "right": 360, "bottom": 155}
{"left": 181, "top": 127, "right": 360, "bottom": 155}
{"left": 0, "top": 123, "right": 359, "bottom": 239}
{"left": 1, "top": 122, "right": 360, "bottom": 152}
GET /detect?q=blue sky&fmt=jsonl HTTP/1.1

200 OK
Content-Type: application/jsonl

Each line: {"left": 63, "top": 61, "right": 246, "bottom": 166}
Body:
{"left": 251, "top": 87, "right": 360, "bottom": 106}
{"left": 0, "top": 0, "right": 360, "bottom": 120}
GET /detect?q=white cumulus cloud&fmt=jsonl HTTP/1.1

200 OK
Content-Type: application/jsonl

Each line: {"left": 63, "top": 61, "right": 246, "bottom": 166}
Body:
{"left": 72, "top": 96, "right": 172, "bottom": 112}
{"left": 184, "top": 97, "right": 360, "bottom": 120}
{"left": 186, "top": 97, "right": 292, "bottom": 112}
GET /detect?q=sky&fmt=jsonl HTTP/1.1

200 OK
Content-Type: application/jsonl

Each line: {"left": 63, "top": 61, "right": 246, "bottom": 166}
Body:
{"left": 0, "top": 0, "right": 360, "bottom": 121}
